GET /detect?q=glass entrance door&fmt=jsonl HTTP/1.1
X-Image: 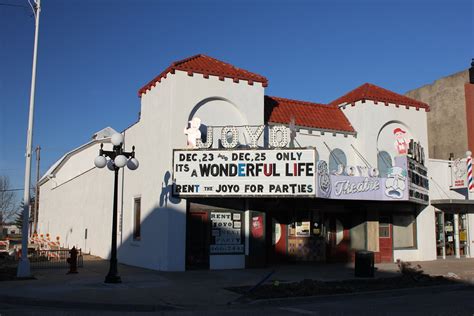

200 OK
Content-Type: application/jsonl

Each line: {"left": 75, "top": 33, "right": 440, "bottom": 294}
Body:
{"left": 459, "top": 214, "right": 469, "bottom": 257}
{"left": 444, "top": 213, "right": 455, "bottom": 256}
{"left": 435, "top": 212, "right": 445, "bottom": 257}
{"left": 436, "top": 212, "right": 470, "bottom": 258}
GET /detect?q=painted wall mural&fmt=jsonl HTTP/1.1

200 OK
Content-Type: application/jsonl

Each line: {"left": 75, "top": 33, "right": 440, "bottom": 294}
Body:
{"left": 393, "top": 127, "right": 409, "bottom": 155}
{"left": 384, "top": 166, "right": 407, "bottom": 199}
{"left": 377, "top": 122, "right": 415, "bottom": 169}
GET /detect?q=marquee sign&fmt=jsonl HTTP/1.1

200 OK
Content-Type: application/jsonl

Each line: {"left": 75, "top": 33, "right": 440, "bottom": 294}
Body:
{"left": 316, "top": 157, "right": 409, "bottom": 201}
{"left": 210, "top": 211, "right": 243, "bottom": 254}
{"left": 176, "top": 119, "right": 429, "bottom": 204}
{"left": 183, "top": 119, "right": 291, "bottom": 149}
{"left": 172, "top": 148, "right": 316, "bottom": 197}
{"left": 407, "top": 157, "right": 429, "bottom": 204}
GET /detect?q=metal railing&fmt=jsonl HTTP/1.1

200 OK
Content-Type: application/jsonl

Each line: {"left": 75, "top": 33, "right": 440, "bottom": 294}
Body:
{"left": 28, "top": 249, "right": 83, "bottom": 269}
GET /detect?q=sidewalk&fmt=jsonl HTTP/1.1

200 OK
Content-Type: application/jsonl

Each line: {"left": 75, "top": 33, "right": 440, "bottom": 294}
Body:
{"left": 0, "top": 256, "right": 472, "bottom": 311}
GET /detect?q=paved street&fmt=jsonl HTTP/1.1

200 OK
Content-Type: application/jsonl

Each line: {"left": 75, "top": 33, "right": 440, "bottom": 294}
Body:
{"left": 0, "top": 286, "right": 472, "bottom": 315}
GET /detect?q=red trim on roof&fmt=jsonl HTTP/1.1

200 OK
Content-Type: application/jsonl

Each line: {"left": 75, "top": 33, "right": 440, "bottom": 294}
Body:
{"left": 329, "top": 83, "right": 430, "bottom": 111}
{"left": 265, "top": 96, "right": 355, "bottom": 133}
{"left": 138, "top": 54, "right": 268, "bottom": 97}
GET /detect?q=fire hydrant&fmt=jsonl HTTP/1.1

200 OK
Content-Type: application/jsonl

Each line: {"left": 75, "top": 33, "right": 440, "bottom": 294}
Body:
{"left": 67, "top": 246, "right": 78, "bottom": 274}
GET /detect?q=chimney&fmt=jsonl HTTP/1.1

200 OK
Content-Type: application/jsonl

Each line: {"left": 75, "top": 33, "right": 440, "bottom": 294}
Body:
{"left": 470, "top": 58, "right": 474, "bottom": 84}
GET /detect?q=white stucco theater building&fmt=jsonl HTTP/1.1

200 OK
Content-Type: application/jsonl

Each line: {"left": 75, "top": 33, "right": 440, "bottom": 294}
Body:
{"left": 37, "top": 54, "right": 474, "bottom": 271}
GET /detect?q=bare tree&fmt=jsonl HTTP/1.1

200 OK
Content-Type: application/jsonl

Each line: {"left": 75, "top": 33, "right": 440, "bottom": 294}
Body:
{"left": 0, "top": 175, "right": 19, "bottom": 223}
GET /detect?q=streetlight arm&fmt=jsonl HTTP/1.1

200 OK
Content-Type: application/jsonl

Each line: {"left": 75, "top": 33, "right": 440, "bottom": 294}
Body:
{"left": 99, "top": 144, "right": 136, "bottom": 160}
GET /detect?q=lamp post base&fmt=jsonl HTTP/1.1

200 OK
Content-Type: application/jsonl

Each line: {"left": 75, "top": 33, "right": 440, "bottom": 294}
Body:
{"left": 104, "top": 274, "right": 122, "bottom": 283}
{"left": 17, "top": 257, "right": 32, "bottom": 278}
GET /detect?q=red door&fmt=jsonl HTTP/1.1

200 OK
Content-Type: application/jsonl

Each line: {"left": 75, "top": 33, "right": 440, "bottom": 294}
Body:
{"left": 273, "top": 218, "right": 287, "bottom": 261}
{"left": 266, "top": 213, "right": 288, "bottom": 264}
{"left": 378, "top": 216, "right": 393, "bottom": 263}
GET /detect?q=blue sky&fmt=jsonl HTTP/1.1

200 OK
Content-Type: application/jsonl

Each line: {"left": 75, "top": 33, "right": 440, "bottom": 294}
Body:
{"left": 1, "top": 0, "right": 472, "bottom": 199}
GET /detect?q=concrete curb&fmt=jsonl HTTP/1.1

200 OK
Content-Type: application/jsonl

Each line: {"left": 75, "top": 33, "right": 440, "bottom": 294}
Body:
{"left": 243, "top": 283, "right": 473, "bottom": 306}
{"left": 0, "top": 295, "right": 179, "bottom": 312}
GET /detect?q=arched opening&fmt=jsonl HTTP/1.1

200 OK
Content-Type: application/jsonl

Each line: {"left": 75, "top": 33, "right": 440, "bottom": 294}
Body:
{"left": 329, "top": 148, "right": 347, "bottom": 174}
{"left": 377, "top": 151, "right": 393, "bottom": 178}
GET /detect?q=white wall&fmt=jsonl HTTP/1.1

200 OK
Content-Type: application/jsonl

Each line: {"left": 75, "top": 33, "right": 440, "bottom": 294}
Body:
{"left": 342, "top": 101, "right": 428, "bottom": 167}
{"left": 38, "top": 142, "right": 115, "bottom": 258}
{"left": 393, "top": 205, "right": 437, "bottom": 262}
{"left": 428, "top": 159, "right": 466, "bottom": 200}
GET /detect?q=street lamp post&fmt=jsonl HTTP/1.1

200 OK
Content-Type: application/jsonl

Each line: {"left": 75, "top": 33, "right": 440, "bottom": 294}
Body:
{"left": 17, "top": 0, "right": 41, "bottom": 278}
{"left": 94, "top": 133, "right": 139, "bottom": 283}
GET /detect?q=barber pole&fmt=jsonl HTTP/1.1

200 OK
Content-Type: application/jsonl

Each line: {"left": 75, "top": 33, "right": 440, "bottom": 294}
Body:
{"left": 467, "top": 151, "right": 473, "bottom": 191}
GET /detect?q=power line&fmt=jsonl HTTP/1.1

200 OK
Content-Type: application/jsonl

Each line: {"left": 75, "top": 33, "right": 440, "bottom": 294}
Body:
{"left": 1, "top": 188, "right": 34, "bottom": 192}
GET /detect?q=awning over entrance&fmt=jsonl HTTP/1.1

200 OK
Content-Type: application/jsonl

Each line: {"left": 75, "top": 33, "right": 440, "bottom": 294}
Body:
{"left": 431, "top": 199, "right": 474, "bottom": 213}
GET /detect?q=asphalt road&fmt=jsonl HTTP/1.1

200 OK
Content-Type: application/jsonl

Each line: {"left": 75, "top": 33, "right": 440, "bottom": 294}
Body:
{"left": 0, "top": 286, "right": 473, "bottom": 315}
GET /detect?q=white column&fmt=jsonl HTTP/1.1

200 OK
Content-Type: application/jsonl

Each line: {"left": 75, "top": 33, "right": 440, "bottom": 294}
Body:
{"left": 244, "top": 199, "right": 250, "bottom": 257}
{"left": 245, "top": 211, "right": 250, "bottom": 256}
{"left": 465, "top": 214, "right": 471, "bottom": 258}
{"left": 454, "top": 213, "right": 460, "bottom": 259}
{"left": 441, "top": 212, "right": 446, "bottom": 259}
{"left": 469, "top": 214, "right": 474, "bottom": 257}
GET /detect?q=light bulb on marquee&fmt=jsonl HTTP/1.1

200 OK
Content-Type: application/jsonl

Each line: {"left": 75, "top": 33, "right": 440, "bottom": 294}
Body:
{"left": 196, "top": 128, "right": 213, "bottom": 149}
{"left": 221, "top": 126, "right": 239, "bottom": 148}
{"left": 245, "top": 125, "right": 264, "bottom": 148}
{"left": 269, "top": 126, "right": 289, "bottom": 148}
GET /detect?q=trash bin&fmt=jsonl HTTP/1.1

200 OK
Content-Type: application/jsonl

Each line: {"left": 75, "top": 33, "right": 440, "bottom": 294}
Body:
{"left": 354, "top": 250, "right": 374, "bottom": 277}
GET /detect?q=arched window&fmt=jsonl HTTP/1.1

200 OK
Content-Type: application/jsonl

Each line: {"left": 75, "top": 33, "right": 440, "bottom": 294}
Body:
{"left": 329, "top": 148, "right": 347, "bottom": 174}
{"left": 377, "top": 151, "right": 392, "bottom": 177}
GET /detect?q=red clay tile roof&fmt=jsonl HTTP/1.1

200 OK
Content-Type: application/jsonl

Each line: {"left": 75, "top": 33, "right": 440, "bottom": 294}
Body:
{"left": 329, "top": 83, "right": 430, "bottom": 111}
{"left": 138, "top": 54, "right": 268, "bottom": 97}
{"left": 265, "top": 96, "right": 355, "bottom": 133}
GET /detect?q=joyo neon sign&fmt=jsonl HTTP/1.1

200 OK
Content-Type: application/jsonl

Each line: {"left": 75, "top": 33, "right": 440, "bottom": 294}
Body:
{"left": 184, "top": 117, "right": 290, "bottom": 149}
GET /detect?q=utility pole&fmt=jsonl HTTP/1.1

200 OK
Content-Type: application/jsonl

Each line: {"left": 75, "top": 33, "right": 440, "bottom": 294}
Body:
{"left": 33, "top": 146, "right": 41, "bottom": 234}
{"left": 17, "top": 0, "right": 41, "bottom": 278}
